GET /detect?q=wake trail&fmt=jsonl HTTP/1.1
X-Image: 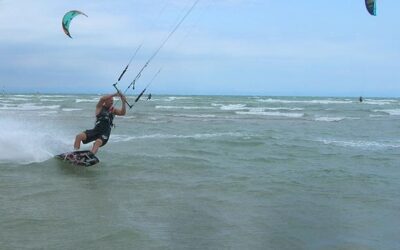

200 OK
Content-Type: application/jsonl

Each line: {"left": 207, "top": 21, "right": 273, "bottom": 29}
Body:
{"left": 0, "top": 118, "right": 73, "bottom": 164}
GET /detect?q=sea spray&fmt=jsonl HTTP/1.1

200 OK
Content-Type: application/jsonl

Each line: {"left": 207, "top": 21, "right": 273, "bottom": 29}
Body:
{"left": 0, "top": 117, "right": 71, "bottom": 164}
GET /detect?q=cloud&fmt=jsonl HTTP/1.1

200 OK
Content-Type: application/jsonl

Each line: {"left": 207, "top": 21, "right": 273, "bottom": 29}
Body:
{"left": 0, "top": 1, "right": 399, "bottom": 96}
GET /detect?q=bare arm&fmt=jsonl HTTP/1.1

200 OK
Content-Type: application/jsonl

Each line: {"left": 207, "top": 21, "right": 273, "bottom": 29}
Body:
{"left": 95, "top": 93, "right": 118, "bottom": 115}
{"left": 113, "top": 93, "right": 127, "bottom": 116}
{"left": 96, "top": 93, "right": 117, "bottom": 109}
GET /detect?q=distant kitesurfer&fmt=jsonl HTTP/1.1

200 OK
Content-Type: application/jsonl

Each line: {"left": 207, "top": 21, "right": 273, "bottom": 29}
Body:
{"left": 147, "top": 93, "right": 152, "bottom": 100}
{"left": 74, "top": 92, "right": 126, "bottom": 154}
{"left": 359, "top": 96, "right": 363, "bottom": 103}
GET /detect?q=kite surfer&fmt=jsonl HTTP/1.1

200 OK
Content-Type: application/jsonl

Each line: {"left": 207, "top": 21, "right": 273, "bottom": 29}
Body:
{"left": 73, "top": 92, "right": 127, "bottom": 154}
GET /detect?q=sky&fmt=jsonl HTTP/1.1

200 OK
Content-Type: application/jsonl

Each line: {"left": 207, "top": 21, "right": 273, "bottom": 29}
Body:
{"left": 0, "top": 0, "right": 399, "bottom": 97}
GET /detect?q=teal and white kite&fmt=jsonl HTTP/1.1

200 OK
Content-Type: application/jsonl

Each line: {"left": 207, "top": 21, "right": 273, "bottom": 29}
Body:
{"left": 62, "top": 10, "right": 88, "bottom": 38}
{"left": 365, "top": 0, "right": 377, "bottom": 16}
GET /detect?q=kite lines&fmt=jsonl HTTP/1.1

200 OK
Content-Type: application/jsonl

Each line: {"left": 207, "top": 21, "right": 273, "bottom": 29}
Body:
{"left": 113, "top": 0, "right": 201, "bottom": 109}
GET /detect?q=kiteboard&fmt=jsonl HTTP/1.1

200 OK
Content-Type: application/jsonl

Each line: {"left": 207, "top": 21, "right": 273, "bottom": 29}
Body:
{"left": 56, "top": 150, "right": 99, "bottom": 167}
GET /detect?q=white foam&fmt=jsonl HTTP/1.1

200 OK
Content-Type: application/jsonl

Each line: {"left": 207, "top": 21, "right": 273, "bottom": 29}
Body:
{"left": 375, "top": 109, "right": 400, "bottom": 116}
{"left": 76, "top": 98, "right": 98, "bottom": 103}
{"left": 318, "top": 139, "right": 400, "bottom": 149}
{"left": 40, "top": 99, "right": 65, "bottom": 102}
{"left": 110, "top": 132, "right": 245, "bottom": 142}
{"left": 121, "top": 116, "right": 137, "bottom": 119}
{"left": 257, "top": 98, "right": 352, "bottom": 104}
{"left": 163, "top": 96, "right": 192, "bottom": 102}
{"left": 13, "top": 95, "right": 35, "bottom": 97}
{"left": 172, "top": 114, "right": 217, "bottom": 118}
{"left": 314, "top": 117, "right": 345, "bottom": 122}
{"left": 214, "top": 104, "right": 303, "bottom": 111}
{"left": 62, "top": 108, "right": 82, "bottom": 112}
{"left": 5, "top": 97, "right": 31, "bottom": 101}
{"left": 264, "top": 107, "right": 304, "bottom": 111}
{"left": 0, "top": 118, "right": 72, "bottom": 164}
{"left": 236, "top": 110, "right": 304, "bottom": 118}
{"left": 363, "top": 99, "right": 398, "bottom": 105}
{"left": 0, "top": 103, "right": 60, "bottom": 111}
{"left": 220, "top": 104, "right": 247, "bottom": 111}
{"left": 39, "top": 95, "right": 73, "bottom": 98}
{"left": 155, "top": 105, "right": 214, "bottom": 110}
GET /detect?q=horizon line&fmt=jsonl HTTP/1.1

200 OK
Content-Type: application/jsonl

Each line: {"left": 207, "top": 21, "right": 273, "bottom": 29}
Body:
{"left": 1, "top": 92, "right": 398, "bottom": 99}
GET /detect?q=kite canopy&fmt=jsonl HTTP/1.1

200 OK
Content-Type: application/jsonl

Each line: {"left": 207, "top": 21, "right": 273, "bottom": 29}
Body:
{"left": 365, "top": 0, "right": 377, "bottom": 16}
{"left": 62, "top": 10, "right": 88, "bottom": 38}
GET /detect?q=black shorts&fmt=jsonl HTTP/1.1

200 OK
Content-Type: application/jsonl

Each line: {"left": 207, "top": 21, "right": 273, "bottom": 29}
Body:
{"left": 82, "top": 128, "right": 110, "bottom": 147}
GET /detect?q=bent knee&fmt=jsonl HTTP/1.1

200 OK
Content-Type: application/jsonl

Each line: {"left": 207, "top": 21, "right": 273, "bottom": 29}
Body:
{"left": 95, "top": 139, "right": 103, "bottom": 146}
{"left": 76, "top": 132, "right": 86, "bottom": 140}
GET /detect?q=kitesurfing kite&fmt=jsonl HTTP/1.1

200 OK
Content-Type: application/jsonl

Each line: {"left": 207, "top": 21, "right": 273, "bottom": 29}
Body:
{"left": 62, "top": 10, "right": 88, "bottom": 38}
{"left": 365, "top": 0, "right": 377, "bottom": 16}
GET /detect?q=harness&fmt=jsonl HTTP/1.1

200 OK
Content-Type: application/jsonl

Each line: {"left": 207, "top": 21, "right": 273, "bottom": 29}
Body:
{"left": 95, "top": 106, "right": 115, "bottom": 129}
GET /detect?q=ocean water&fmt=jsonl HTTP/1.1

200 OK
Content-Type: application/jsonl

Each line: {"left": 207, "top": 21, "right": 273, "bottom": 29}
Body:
{"left": 0, "top": 94, "right": 399, "bottom": 250}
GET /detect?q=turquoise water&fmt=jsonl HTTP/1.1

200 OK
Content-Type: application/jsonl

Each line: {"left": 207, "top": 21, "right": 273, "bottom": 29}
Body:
{"left": 0, "top": 94, "right": 399, "bottom": 249}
